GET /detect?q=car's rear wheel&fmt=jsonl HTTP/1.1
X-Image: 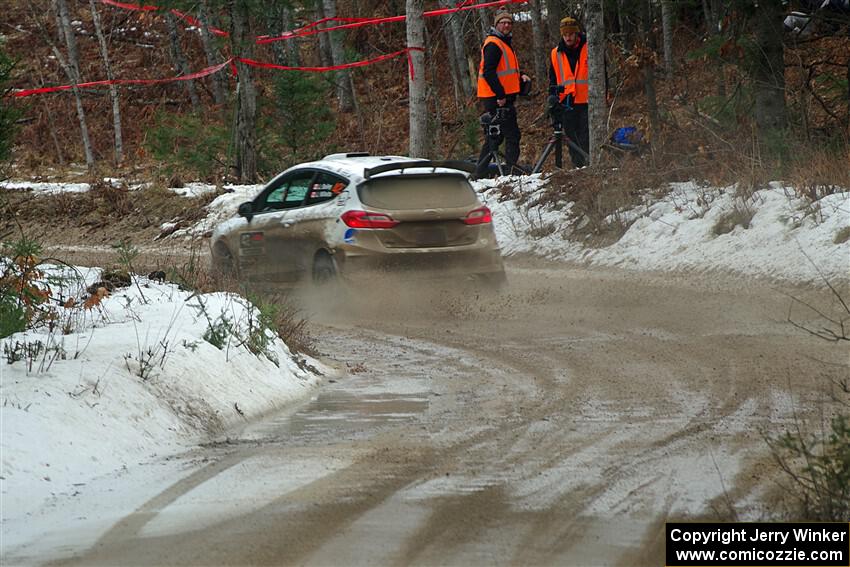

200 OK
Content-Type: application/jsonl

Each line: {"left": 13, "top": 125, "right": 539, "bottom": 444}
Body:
{"left": 312, "top": 252, "right": 337, "bottom": 284}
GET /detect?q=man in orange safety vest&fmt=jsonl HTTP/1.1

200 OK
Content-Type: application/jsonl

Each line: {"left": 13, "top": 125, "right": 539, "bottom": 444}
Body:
{"left": 548, "top": 16, "right": 589, "bottom": 168}
{"left": 475, "top": 9, "right": 531, "bottom": 178}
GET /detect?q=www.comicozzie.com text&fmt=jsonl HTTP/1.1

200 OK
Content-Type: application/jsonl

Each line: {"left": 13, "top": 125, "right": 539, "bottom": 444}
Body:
{"left": 670, "top": 527, "right": 848, "bottom": 546}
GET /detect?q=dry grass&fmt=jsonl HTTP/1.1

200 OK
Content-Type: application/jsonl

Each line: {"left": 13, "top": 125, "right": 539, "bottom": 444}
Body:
{"left": 785, "top": 144, "right": 850, "bottom": 202}
{"left": 713, "top": 201, "right": 756, "bottom": 235}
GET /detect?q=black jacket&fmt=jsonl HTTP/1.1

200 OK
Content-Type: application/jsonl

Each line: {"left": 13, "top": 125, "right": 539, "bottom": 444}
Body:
{"left": 548, "top": 34, "right": 587, "bottom": 102}
{"left": 480, "top": 28, "right": 517, "bottom": 104}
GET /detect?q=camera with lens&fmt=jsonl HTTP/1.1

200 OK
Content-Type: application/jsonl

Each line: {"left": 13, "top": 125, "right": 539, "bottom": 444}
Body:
{"left": 546, "top": 95, "right": 565, "bottom": 131}
{"left": 479, "top": 107, "right": 511, "bottom": 138}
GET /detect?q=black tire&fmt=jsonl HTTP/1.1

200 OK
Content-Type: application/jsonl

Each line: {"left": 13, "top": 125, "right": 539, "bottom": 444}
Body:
{"left": 312, "top": 252, "right": 337, "bottom": 284}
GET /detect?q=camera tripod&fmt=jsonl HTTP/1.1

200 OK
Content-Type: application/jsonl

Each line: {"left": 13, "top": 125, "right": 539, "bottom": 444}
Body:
{"left": 530, "top": 123, "right": 589, "bottom": 174}
{"left": 476, "top": 107, "right": 528, "bottom": 177}
{"left": 531, "top": 96, "right": 590, "bottom": 174}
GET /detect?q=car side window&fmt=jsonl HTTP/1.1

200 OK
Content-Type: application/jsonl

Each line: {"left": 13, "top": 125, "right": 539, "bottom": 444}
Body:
{"left": 284, "top": 176, "right": 311, "bottom": 207}
{"left": 305, "top": 172, "right": 348, "bottom": 206}
{"left": 257, "top": 171, "right": 315, "bottom": 212}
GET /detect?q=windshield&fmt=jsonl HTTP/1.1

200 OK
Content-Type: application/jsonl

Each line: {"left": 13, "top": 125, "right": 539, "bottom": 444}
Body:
{"left": 358, "top": 175, "right": 478, "bottom": 210}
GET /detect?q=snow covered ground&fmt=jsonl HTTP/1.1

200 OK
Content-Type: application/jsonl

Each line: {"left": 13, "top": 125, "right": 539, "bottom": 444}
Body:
{"left": 1, "top": 173, "right": 848, "bottom": 559}
{"left": 474, "top": 175, "right": 849, "bottom": 284}
{"left": 0, "top": 264, "right": 326, "bottom": 545}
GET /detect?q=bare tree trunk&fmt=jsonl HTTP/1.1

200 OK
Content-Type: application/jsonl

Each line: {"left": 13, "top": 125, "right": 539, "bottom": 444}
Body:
{"left": 53, "top": 0, "right": 94, "bottom": 169}
{"left": 586, "top": 0, "right": 606, "bottom": 166}
{"left": 89, "top": 0, "right": 123, "bottom": 164}
{"left": 441, "top": 13, "right": 462, "bottom": 108}
{"left": 428, "top": 33, "right": 444, "bottom": 157}
{"left": 617, "top": 0, "right": 634, "bottom": 49}
{"left": 323, "top": 0, "right": 354, "bottom": 112}
{"left": 316, "top": 1, "right": 333, "bottom": 68}
{"left": 281, "top": 7, "right": 300, "bottom": 66}
{"left": 477, "top": 10, "right": 489, "bottom": 45}
{"left": 43, "top": 100, "right": 65, "bottom": 166}
{"left": 407, "top": 0, "right": 428, "bottom": 157}
{"left": 267, "top": 4, "right": 300, "bottom": 67}
{"left": 640, "top": 0, "right": 660, "bottom": 138}
{"left": 165, "top": 12, "right": 201, "bottom": 111}
{"left": 749, "top": 1, "right": 787, "bottom": 137}
{"left": 230, "top": 0, "right": 257, "bottom": 183}
{"left": 546, "top": 0, "right": 561, "bottom": 46}
{"left": 199, "top": 0, "right": 226, "bottom": 107}
{"left": 701, "top": 0, "right": 714, "bottom": 34}
{"left": 439, "top": 0, "right": 473, "bottom": 100}
{"left": 268, "top": 7, "right": 287, "bottom": 66}
{"left": 528, "top": 0, "right": 548, "bottom": 93}
{"left": 661, "top": 0, "right": 674, "bottom": 78}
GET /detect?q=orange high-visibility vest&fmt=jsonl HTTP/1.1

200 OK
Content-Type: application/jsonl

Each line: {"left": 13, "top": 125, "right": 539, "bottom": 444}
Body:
{"left": 477, "top": 36, "right": 520, "bottom": 98}
{"left": 550, "top": 43, "right": 588, "bottom": 104}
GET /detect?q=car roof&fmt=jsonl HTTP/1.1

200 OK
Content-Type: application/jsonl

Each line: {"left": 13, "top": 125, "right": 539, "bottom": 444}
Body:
{"left": 288, "top": 154, "right": 473, "bottom": 181}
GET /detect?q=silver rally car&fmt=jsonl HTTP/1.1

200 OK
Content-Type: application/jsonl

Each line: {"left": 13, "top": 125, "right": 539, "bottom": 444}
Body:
{"left": 210, "top": 153, "right": 506, "bottom": 287}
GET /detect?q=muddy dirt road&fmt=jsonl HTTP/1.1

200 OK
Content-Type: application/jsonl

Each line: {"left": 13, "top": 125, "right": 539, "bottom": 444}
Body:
{"left": 49, "top": 261, "right": 847, "bottom": 566}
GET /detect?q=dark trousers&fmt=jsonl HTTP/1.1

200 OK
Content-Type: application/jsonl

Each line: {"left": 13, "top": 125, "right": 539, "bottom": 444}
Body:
{"left": 476, "top": 105, "right": 521, "bottom": 178}
{"left": 563, "top": 103, "right": 589, "bottom": 168}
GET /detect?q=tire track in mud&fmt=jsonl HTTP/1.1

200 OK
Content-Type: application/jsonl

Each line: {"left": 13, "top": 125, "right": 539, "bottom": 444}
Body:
{"left": 51, "top": 265, "right": 849, "bottom": 566}
{"left": 335, "top": 291, "right": 842, "bottom": 565}
{"left": 55, "top": 325, "right": 581, "bottom": 566}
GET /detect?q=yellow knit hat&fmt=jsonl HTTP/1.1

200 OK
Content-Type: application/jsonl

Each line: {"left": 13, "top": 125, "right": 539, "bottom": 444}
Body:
{"left": 560, "top": 17, "right": 580, "bottom": 35}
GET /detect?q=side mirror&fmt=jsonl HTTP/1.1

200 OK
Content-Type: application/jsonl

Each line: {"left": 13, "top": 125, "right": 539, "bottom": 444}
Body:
{"left": 237, "top": 201, "right": 254, "bottom": 221}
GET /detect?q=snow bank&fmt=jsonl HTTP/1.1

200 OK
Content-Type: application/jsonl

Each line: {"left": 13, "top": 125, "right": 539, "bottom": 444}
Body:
{"left": 0, "top": 267, "right": 324, "bottom": 521}
{"left": 476, "top": 177, "right": 850, "bottom": 284}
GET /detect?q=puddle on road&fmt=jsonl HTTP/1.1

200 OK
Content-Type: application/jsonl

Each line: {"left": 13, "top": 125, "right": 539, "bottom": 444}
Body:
{"left": 239, "top": 376, "right": 430, "bottom": 444}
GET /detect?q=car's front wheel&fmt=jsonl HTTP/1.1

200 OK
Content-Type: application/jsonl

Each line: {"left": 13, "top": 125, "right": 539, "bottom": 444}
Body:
{"left": 212, "top": 243, "right": 237, "bottom": 279}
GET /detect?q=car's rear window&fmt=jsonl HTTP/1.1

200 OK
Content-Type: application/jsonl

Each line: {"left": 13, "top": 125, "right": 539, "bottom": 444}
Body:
{"left": 358, "top": 175, "right": 478, "bottom": 210}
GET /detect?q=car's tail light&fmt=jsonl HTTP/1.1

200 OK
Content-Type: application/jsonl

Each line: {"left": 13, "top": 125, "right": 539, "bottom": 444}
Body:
{"left": 340, "top": 210, "right": 399, "bottom": 229}
{"left": 463, "top": 206, "right": 492, "bottom": 225}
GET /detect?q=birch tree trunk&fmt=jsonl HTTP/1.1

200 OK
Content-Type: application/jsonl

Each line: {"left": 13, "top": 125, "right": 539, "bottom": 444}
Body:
{"left": 54, "top": 0, "right": 94, "bottom": 169}
{"left": 89, "top": 0, "right": 123, "bottom": 164}
{"left": 586, "top": 0, "right": 606, "bottom": 166}
{"left": 661, "top": 0, "right": 674, "bottom": 77}
{"left": 199, "top": 0, "right": 226, "bottom": 107}
{"left": 407, "top": 0, "right": 428, "bottom": 157}
{"left": 322, "top": 0, "right": 354, "bottom": 112}
{"left": 528, "top": 0, "right": 548, "bottom": 93}
{"left": 165, "top": 12, "right": 201, "bottom": 111}
{"left": 230, "top": 0, "right": 257, "bottom": 182}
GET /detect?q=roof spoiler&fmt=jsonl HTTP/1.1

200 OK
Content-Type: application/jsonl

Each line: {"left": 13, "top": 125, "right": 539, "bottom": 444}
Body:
{"left": 363, "top": 160, "right": 476, "bottom": 179}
